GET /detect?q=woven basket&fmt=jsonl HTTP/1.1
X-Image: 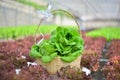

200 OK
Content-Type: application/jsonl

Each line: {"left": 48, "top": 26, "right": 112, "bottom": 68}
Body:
{"left": 36, "top": 56, "right": 81, "bottom": 74}
{"left": 35, "top": 9, "right": 82, "bottom": 74}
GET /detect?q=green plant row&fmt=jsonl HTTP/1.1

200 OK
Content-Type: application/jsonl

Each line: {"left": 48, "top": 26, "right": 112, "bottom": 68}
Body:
{"left": 30, "top": 27, "right": 84, "bottom": 63}
{"left": 0, "top": 25, "right": 58, "bottom": 39}
{"left": 16, "top": 0, "right": 47, "bottom": 10}
{"left": 0, "top": 25, "right": 76, "bottom": 39}
{"left": 86, "top": 27, "right": 120, "bottom": 41}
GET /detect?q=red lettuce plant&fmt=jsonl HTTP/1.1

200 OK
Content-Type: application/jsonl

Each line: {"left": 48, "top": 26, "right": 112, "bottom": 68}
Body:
{"left": 81, "top": 36, "right": 106, "bottom": 71}
{"left": 58, "top": 66, "right": 92, "bottom": 80}
{"left": 102, "top": 56, "right": 120, "bottom": 80}
{"left": 106, "top": 39, "right": 120, "bottom": 58}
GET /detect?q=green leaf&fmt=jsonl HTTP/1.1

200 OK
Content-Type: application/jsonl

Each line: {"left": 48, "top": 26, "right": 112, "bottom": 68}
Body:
{"left": 76, "top": 45, "right": 84, "bottom": 51}
{"left": 29, "top": 45, "right": 42, "bottom": 58}
{"left": 55, "top": 42, "right": 61, "bottom": 52}
{"left": 45, "top": 43, "right": 55, "bottom": 53}
{"left": 59, "top": 43, "right": 64, "bottom": 50}
{"left": 50, "top": 52, "right": 57, "bottom": 59}
{"left": 63, "top": 46, "right": 71, "bottom": 51}
{"left": 62, "top": 49, "right": 71, "bottom": 55}
{"left": 69, "top": 50, "right": 82, "bottom": 57}
{"left": 64, "top": 38, "right": 68, "bottom": 44}
{"left": 68, "top": 42, "right": 76, "bottom": 45}
{"left": 61, "top": 56, "right": 76, "bottom": 63}
{"left": 41, "top": 55, "right": 52, "bottom": 63}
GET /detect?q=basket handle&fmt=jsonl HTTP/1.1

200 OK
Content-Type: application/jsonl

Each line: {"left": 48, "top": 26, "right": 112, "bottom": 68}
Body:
{"left": 35, "top": 9, "right": 81, "bottom": 44}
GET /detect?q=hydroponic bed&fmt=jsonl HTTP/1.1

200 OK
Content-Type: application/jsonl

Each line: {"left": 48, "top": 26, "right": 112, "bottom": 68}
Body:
{"left": 0, "top": 27, "right": 120, "bottom": 80}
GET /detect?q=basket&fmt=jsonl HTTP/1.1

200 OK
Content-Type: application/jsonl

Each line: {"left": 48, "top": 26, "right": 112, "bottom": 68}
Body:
{"left": 36, "top": 56, "right": 81, "bottom": 74}
{"left": 34, "top": 9, "right": 83, "bottom": 74}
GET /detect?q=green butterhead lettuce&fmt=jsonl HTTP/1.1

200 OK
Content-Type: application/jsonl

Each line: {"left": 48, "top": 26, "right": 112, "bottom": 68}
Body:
{"left": 30, "top": 27, "right": 84, "bottom": 63}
